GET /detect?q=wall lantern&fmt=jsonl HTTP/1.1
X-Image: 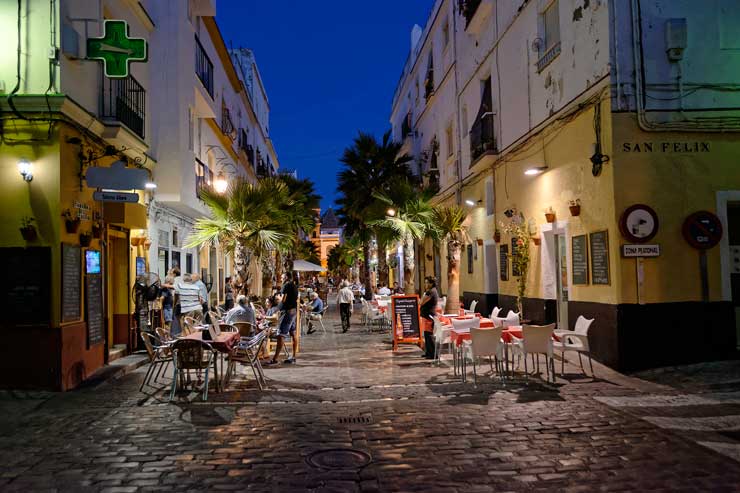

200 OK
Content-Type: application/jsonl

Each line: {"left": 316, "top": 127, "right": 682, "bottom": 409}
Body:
{"left": 387, "top": 208, "right": 396, "bottom": 217}
{"left": 465, "top": 199, "right": 475, "bottom": 207}
{"left": 144, "top": 182, "right": 157, "bottom": 190}
{"left": 18, "top": 158, "right": 33, "bottom": 182}
{"left": 213, "top": 172, "right": 228, "bottom": 194}
{"left": 524, "top": 166, "right": 548, "bottom": 176}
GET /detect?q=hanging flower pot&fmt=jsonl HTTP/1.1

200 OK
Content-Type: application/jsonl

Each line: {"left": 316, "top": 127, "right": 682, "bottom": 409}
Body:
{"left": 493, "top": 230, "right": 501, "bottom": 243}
{"left": 531, "top": 236, "right": 541, "bottom": 246}
{"left": 143, "top": 238, "right": 152, "bottom": 250}
{"left": 544, "top": 207, "right": 556, "bottom": 223}
{"left": 20, "top": 225, "right": 38, "bottom": 241}
{"left": 63, "top": 209, "right": 80, "bottom": 233}
{"left": 476, "top": 238, "right": 484, "bottom": 246}
{"left": 79, "top": 232, "right": 93, "bottom": 247}
{"left": 569, "top": 199, "right": 581, "bottom": 217}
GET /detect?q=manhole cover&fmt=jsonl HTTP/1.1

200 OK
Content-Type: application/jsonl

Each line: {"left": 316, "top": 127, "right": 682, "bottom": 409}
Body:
{"left": 306, "top": 448, "right": 372, "bottom": 470}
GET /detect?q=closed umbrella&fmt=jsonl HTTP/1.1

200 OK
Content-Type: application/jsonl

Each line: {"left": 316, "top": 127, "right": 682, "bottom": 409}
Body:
{"left": 292, "top": 259, "right": 326, "bottom": 272}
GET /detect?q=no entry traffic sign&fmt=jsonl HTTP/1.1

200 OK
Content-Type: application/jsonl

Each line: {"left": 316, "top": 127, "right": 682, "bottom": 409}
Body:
{"left": 682, "top": 211, "right": 723, "bottom": 250}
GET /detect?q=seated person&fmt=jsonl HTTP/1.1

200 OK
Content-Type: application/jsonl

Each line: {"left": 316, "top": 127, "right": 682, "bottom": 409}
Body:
{"left": 305, "top": 292, "right": 325, "bottom": 334}
{"left": 377, "top": 283, "right": 391, "bottom": 296}
{"left": 224, "top": 295, "right": 256, "bottom": 326}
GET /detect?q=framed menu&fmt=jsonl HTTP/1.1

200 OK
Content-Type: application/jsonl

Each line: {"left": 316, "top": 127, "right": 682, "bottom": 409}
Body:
{"left": 85, "top": 274, "right": 105, "bottom": 347}
{"left": 499, "top": 244, "right": 509, "bottom": 281}
{"left": 391, "top": 295, "right": 421, "bottom": 351}
{"left": 467, "top": 244, "right": 474, "bottom": 274}
{"left": 511, "top": 238, "right": 521, "bottom": 276}
{"left": 62, "top": 244, "right": 82, "bottom": 322}
{"left": 589, "top": 230, "right": 610, "bottom": 285}
{"left": 571, "top": 235, "right": 589, "bottom": 285}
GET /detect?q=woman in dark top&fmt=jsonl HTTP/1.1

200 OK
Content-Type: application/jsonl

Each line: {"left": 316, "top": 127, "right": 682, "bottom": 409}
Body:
{"left": 420, "top": 277, "right": 439, "bottom": 359}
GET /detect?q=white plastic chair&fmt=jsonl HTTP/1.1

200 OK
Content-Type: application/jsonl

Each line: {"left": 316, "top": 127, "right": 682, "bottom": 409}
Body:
{"left": 432, "top": 316, "right": 452, "bottom": 366}
{"left": 450, "top": 317, "right": 481, "bottom": 331}
{"left": 553, "top": 316, "right": 595, "bottom": 376}
{"left": 521, "top": 324, "right": 557, "bottom": 383}
{"left": 490, "top": 306, "right": 502, "bottom": 319}
{"left": 464, "top": 327, "right": 505, "bottom": 385}
{"left": 502, "top": 311, "right": 520, "bottom": 327}
{"left": 464, "top": 299, "right": 478, "bottom": 315}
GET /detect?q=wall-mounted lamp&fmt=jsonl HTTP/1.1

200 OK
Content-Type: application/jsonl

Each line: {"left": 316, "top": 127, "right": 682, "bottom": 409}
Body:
{"left": 214, "top": 171, "right": 229, "bottom": 194}
{"left": 144, "top": 182, "right": 157, "bottom": 190}
{"left": 387, "top": 208, "right": 396, "bottom": 217}
{"left": 524, "top": 166, "right": 548, "bottom": 176}
{"left": 465, "top": 199, "right": 475, "bottom": 207}
{"left": 18, "top": 158, "right": 33, "bottom": 182}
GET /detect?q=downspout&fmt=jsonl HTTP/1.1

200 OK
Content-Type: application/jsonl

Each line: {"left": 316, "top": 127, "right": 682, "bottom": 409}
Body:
{"left": 452, "top": 0, "right": 463, "bottom": 206}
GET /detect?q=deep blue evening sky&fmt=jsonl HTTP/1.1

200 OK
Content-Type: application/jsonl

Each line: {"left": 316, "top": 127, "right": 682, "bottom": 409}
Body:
{"left": 216, "top": 1, "right": 433, "bottom": 210}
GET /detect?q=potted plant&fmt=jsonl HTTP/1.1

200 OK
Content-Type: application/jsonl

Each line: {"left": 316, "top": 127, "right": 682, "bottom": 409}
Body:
{"left": 476, "top": 238, "right": 484, "bottom": 246}
{"left": 63, "top": 209, "right": 80, "bottom": 233}
{"left": 569, "top": 199, "right": 581, "bottom": 216}
{"left": 544, "top": 207, "right": 556, "bottom": 223}
{"left": 92, "top": 221, "right": 103, "bottom": 239}
{"left": 493, "top": 229, "right": 501, "bottom": 243}
{"left": 20, "top": 216, "right": 37, "bottom": 241}
{"left": 79, "top": 231, "right": 93, "bottom": 247}
{"left": 502, "top": 213, "right": 533, "bottom": 318}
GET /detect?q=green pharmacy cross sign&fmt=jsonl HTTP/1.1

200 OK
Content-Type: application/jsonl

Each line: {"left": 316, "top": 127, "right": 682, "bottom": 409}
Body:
{"left": 87, "top": 20, "right": 147, "bottom": 78}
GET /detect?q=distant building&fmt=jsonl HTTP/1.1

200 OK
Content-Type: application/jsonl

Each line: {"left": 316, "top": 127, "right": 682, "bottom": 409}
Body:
{"left": 311, "top": 208, "right": 343, "bottom": 271}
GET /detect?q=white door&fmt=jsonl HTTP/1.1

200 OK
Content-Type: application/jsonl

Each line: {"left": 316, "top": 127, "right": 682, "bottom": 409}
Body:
{"left": 555, "top": 235, "right": 569, "bottom": 330}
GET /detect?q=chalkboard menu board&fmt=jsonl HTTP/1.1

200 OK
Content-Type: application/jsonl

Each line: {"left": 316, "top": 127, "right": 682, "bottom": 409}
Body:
{"left": 571, "top": 235, "right": 589, "bottom": 285}
{"left": 511, "top": 238, "right": 521, "bottom": 276}
{"left": 391, "top": 295, "right": 421, "bottom": 350}
{"left": 589, "top": 231, "right": 610, "bottom": 285}
{"left": 86, "top": 274, "right": 105, "bottom": 347}
{"left": 62, "top": 244, "right": 82, "bottom": 322}
{"left": 5, "top": 247, "right": 51, "bottom": 325}
{"left": 500, "top": 244, "right": 509, "bottom": 281}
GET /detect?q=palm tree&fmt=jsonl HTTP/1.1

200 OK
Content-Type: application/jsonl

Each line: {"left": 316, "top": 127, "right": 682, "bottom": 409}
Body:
{"left": 278, "top": 175, "right": 321, "bottom": 272}
{"left": 433, "top": 205, "right": 470, "bottom": 313}
{"left": 186, "top": 177, "right": 291, "bottom": 295}
{"left": 336, "top": 130, "right": 413, "bottom": 299}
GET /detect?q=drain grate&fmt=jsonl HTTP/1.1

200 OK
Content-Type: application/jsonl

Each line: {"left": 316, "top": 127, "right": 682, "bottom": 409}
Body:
{"left": 306, "top": 448, "right": 372, "bottom": 470}
{"left": 337, "top": 414, "right": 372, "bottom": 425}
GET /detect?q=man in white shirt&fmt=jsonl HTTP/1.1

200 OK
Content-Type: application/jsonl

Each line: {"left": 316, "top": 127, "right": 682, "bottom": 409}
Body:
{"left": 225, "top": 295, "right": 256, "bottom": 325}
{"left": 377, "top": 284, "right": 391, "bottom": 296}
{"left": 175, "top": 274, "right": 203, "bottom": 327}
{"left": 337, "top": 281, "right": 355, "bottom": 333}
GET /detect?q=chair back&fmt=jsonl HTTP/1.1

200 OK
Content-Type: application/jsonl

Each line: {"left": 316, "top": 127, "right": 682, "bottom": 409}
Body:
{"left": 233, "top": 322, "right": 257, "bottom": 338}
{"left": 469, "top": 300, "right": 478, "bottom": 313}
{"left": 470, "top": 327, "right": 503, "bottom": 359}
{"left": 172, "top": 339, "right": 211, "bottom": 370}
{"left": 451, "top": 317, "right": 481, "bottom": 331}
{"left": 490, "top": 306, "right": 502, "bottom": 319}
{"left": 574, "top": 315, "right": 594, "bottom": 335}
{"left": 503, "top": 311, "right": 520, "bottom": 327}
{"left": 140, "top": 332, "right": 160, "bottom": 362}
{"left": 522, "top": 324, "right": 556, "bottom": 354}
{"left": 437, "top": 296, "right": 447, "bottom": 309}
{"left": 155, "top": 326, "right": 171, "bottom": 343}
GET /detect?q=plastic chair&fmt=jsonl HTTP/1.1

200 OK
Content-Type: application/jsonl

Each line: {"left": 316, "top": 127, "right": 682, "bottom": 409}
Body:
{"left": 502, "top": 311, "right": 520, "bottom": 327}
{"left": 464, "top": 299, "right": 478, "bottom": 315}
{"left": 490, "top": 307, "right": 502, "bottom": 319}
{"left": 450, "top": 317, "right": 481, "bottom": 331}
{"left": 432, "top": 316, "right": 453, "bottom": 366}
{"left": 139, "top": 332, "right": 172, "bottom": 391}
{"left": 521, "top": 324, "right": 557, "bottom": 383}
{"left": 465, "top": 327, "right": 505, "bottom": 385}
{"left": 169, "top": 339, "right": 215, "bottom": 401}
{"left": 308, "top": 306, "right": 329, "bottom": 334}
{"left": 553, "top": 316, "right": 595, "bottom": 376}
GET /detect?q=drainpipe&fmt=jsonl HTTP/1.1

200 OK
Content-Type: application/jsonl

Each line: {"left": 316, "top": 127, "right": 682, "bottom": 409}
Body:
{"left": 452, "top": 0, "right": 463, "bottom": 206}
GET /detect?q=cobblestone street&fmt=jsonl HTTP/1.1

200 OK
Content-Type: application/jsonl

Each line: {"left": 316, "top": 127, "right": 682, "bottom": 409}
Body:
{"left": 3, "top": 309, "right": 740, "bottom": 492}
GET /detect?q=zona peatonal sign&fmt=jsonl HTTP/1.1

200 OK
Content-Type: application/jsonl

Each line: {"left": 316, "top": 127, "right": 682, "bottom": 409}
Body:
{"left": 87, "top": 20, "right": 148, "bottom": 78}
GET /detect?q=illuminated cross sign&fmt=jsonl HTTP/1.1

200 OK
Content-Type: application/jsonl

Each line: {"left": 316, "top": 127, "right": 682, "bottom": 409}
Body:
{"left": 87, "top": 20, "right": 147, "bottom": 78}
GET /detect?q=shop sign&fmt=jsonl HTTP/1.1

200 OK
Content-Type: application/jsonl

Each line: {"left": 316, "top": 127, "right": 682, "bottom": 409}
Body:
{"left": 622, "top": 244, "right": 660, "bottom": 257}
{"left": 621, "top": 142, "right": 711, "bottom": 153}
{"left": 87, "top": 20, "right": 148, "bottom": 78}
{"left": 93, "top": 191, "right": 139, "bottom": 203}
{"left": 86, "top": 160, "right": 148, "bottom": 190}
{"left": 619, "top": 204, "right": 659, "bottom": 243}
{"left": 682, "top": 211, "right": 723, "bottom": 250}
{"left": 391, "top": 295, "right": 422, "bottom": 351}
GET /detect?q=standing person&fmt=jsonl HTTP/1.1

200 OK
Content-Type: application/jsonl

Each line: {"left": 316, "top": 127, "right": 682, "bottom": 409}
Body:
{"left": 159, "top": 275, "right": 175, "bottom": 332}
{"left": 223, "top": 276, "right": 234, "bottom": 311}
{"left": 419, "top": 277, "right": 439, "bottom": 359}
{"left": 337, "top": 281, "right": 355, "bottom": 333}
{"left": 268, "top": 273, "right": 299, "bottom": 365}
{"left": 174, "top": 273, "right": 204, "bottom": 333}
{"left": 192, "top": 273, "right": 209, "bottom": 316}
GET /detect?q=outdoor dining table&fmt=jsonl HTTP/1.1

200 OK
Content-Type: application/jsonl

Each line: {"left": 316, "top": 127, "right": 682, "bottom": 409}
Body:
{"left": 180, "top": 329, "right": 240, "bottom": 392}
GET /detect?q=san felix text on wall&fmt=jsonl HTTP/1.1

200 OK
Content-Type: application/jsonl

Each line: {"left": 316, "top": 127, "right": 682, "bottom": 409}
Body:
{"left": 621, "top": 141, "right": 711, "bottom": 153}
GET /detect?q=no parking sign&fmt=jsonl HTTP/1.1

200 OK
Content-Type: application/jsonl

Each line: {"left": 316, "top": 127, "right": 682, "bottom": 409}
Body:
{"left": 682, "top": 211, "right": 723, "bottom": 250}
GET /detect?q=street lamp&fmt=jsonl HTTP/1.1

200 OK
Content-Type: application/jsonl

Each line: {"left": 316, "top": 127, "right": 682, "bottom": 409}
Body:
{"left": 17, "top": 158, "right": 33, "bottom": 182}
{"left": 214, "top": 171, "right": 228, "bottom": 194}
{"left": 524, "top": 166, "right": 548, "bottom": 176}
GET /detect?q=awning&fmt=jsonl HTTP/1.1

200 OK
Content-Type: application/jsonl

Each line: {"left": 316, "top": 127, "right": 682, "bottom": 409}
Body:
{"left": 293, "top": 259, "right": 326, "bottom": 272}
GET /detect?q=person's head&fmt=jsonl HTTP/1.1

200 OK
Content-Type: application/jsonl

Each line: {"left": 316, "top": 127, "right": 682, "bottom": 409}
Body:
{"left": 266, "top": 296, "right": 276, "bottom": 308}
{"left": 341, "top": 281, "right": 349, "bottom": 288}
{"left": 393, "top": 282, "right": 399, "bottom": 288}
{"left": 183, "top": 273, "right": 193, "bottom": 283}
{"left": 171, "top": 267, "right": 181, "bottom": 277}
{"left": 164, "top": 275, "right": 174, "bottom": 284}
{"left": 425, "top": 276, "right": 437, "bottom": 289}
{"left": 191, "top": 273, "right": 200, "bottom": 282}
{"left": 225, "top": 276, "right": 231, "bottom": 284}
{"left": 236, "top": 294, "right": 247, "bottom": 306}
{"left": 310, "top": 292, "right": 318, "bottom": 300}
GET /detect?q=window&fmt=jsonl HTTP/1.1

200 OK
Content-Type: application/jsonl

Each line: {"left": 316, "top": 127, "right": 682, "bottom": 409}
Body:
{"left": 442, "top": 20, "right": 450, "bottom": 49}
{"left": 542, "top": 1, "right": 560, "bottom": 52}
{"left": 172, "top": 227, "right": 179, "bottom": 248}
{"left": 485, "top": 178, "right": 494, "bottom": 216}
{"left": 446, "top": 124, "right": 454, "bottom": 158}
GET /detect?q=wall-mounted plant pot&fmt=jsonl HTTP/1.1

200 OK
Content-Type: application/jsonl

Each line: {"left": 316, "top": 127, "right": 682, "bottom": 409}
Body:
{"left": 92, "top": 224, "right": 103, "bottom": 238}
{"left": 20, "top": 226, "right": 37, "bottom": 241}
{"left": 545, "top": 213, "right": 556, "bottom": 223}
{"left": 531, "top": 237, "right": 541, "bottom": 246}
{"left": 493, "top": 231, "right": 501, "bottom": 243}
{"left": 131, "top": 236, "right": 144, "bottom": 247}
{"left": 79, "top": 233, "right": 93, "bottom": 247}
{"left": 569, "top": 205, "right": 581, "bottom": 216}
{"left": 476, "top": 238, "right": 484, "bottom": 246}
{"left": 65, "top": 219, "right": 81, "bottom": 234}
{"left": 143, "top": 238, "right": 152, "bottom": 250}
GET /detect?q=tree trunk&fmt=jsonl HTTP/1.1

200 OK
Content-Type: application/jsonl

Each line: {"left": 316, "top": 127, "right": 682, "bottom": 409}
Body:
{"left": 261, "top": 253, "right": 275, "bottom": 298}
{"left": 403, "top": 237, "right": 415, "bottom": 295}
{"left": 361, "top": 241, "right": 373, "bottom": 300}
{"left": 445, "top": 240, "right": 462, "bottom": 314}
{"left": 378, "top": 244, "right": 389, "bottom": 287}
{"left": 233, "top": 240, "right": 251, "bottom": 296}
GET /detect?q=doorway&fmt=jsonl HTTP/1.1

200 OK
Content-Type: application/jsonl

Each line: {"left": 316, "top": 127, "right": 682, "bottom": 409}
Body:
{"left": 484, "top": 241, "right": 498, "bottom": 294}
{"left": 727, "top": 202, "right": 740, "bottom": 347}
{"left": 106, "top": 231, "right": 130, "bottom": 358}
{"left": 555, "top": 234, "right": 569, "bottom": 330}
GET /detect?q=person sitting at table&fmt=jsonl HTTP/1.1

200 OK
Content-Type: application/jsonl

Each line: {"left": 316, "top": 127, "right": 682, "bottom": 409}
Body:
{"left": 392, "top": 282, "right": 404, "bottom": 295}
{"left": 224, "top": 295, "right": 256, "bottom": 326}
{"left": 377, "top": 283, "right": 391, "bottom": 296}
{"left": 419, "top": 276, "right": 439, "bottom": 359}
{"left": 305, "top": 292, "right": 324, "bottom": 335}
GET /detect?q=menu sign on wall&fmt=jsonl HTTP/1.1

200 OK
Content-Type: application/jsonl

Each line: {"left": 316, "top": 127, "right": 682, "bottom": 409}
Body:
{"left": 499, "top": 244, "right": 509, "bottom": 281}
{"left": 589, "top": 231, "right": 610, "bottom": 285}
{"left": 391, "top": 295, "right": 421, "bottom": 351}
{"left": 86, "top": 274, "right": 105, "bottom": 347}
{"left": 571, "top": 235, "right": 589, "bottom": 285}
{"left": 62, "top": 244, "right": 82, "bottom": 322}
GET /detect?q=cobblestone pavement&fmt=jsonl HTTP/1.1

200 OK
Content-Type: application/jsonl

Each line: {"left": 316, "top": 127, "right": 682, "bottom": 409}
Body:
{"left": 3, "top": 308, "right": 740, "bottom": 492}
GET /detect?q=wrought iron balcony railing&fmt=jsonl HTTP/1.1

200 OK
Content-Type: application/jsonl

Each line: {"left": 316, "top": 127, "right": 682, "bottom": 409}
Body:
{"left": 221, "top": 107, "right": 236, "bottom": 140}
{"left": 195, "top": 35, "right": 214, "bottom": 98}
{"left": 101, "top": 74, "right": 146, "bottom": 139}
{"left": 470, "top": 113, "right": 496, "bottom": 162}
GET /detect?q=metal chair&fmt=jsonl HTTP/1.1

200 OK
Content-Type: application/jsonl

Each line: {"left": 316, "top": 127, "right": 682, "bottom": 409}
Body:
{"left": 169, "top": 339, "right": 215, "bottom": 401}
{"left": 140, "top": 332, "right": 172, "bottom": 391}
{"left": 308, "top": 306, "right": 329, "bottom": 334}
{"left": 226, "top": 330, "right": 269, "bottom": 390}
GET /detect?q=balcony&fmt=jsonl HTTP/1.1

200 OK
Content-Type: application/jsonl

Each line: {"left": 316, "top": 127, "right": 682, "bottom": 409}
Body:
{"left": 100, "top": 74, "right": 146, "bottom": 139}
{"left": 470, "top": 113, "right": 496, "bottom": 164}
{"left": 256, "top": 160, "right": 268, "bottom": 179}
{"left": 401, "top": 112, "right": 412, "bottom": 138}
{"left": 536, "top": 42, "right": 562, "bottom": 72}
{"left": 459, "top": 0, "right": 492, "bottom": 34}
{"left": 195, "top": 158, "right": 214, "bottom": 198}
{"left": 221, "top": 107, "right": 236, "bottom": 140}
{"left": 195, "top": 35, "right": 214, "bottom": 98}
{"left": 424, "top": 76, "right": 434, "bottom": 101}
